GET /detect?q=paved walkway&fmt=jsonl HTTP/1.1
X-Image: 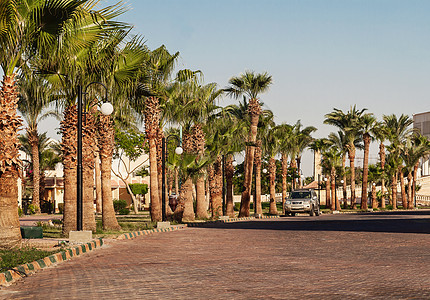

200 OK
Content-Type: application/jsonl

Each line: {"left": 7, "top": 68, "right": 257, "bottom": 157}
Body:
{"left": 2, "top": 211, "right": 430, "bottom": 299}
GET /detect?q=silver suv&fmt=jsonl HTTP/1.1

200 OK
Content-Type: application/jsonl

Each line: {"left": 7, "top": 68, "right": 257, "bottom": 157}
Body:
{"left": 285, "top": 189, "right": 320, "bottom": 216}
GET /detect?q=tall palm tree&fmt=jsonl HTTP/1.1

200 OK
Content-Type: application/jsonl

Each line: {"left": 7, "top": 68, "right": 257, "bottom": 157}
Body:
{"left": 277, "top": 123, "right": 294, "bottom": 214}
{"left": 321, "top": 147, "right": 342, "bottom": 211}
{"left": 358, "top": 113, "right": 377, "bottom": 210}
{"left": 226, "top": 71, "right": 272, "bottom": 217}
{"left": 383, "top": 114, "right": 413, "bottom": 209}
{"left": 292, "top": 121, "right": 317, "bottom": 188}
{"left": 18, "top": 72, "right": 58, "bottom": 211}
{"left": 324, "top": 106, "right": 365, "bottom": 209}
{"left": 0, "top": 0, "right": 106, "bottom": 245}
{"left": 327, "top": 132, "right": 350, "bottom": 207}
{"left": 263, "top": 124, "right": 280, "bottom": 215}
{"left": 373, "top": 122, "right": 389, "bottom": 208}
{"left": 367, "top": 164, "right": 383, "bottom": 209}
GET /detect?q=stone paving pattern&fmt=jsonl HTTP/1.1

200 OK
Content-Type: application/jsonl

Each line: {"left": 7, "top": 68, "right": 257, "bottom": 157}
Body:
{"left": 2, "top": 211, "right": 430, "bottom": 299}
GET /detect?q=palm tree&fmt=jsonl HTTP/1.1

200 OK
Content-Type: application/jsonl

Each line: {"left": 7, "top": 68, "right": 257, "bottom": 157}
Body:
{"left": 327, "top": 132, "right": 350, "bottom": 207}
{"left": 367, "top": 164, "right": 383, "bottom": 209}
{"left": 226, "top": 71, "right": 272, "bottom": 217}
{"left": 324, "top": 106, "right": 365, "bottom": 209}
{"left": 383, "top": 114, "right": 413, "bottom": 209}
{"left": 321, "top": 147, "right": 342, "bottom": 211}
{"left": 292, "top": 121, "right": 317, "bottom": 188}
{"left": 0, "top": 0, "right": 104, "bottom": 246}
{"left": 18, "top": 72, "right": 58, "bottom": 211}
{"left": 263, "top": 125, "right": 280, "bottom": 215}
{"left": 358, "top": 113, "right": 377, "bottom": 210}
{"left": 373, "top": 122, "right": 389, "bottom": 208}
{"left": 277, "top": 123, "right": 294, "bottom": 214}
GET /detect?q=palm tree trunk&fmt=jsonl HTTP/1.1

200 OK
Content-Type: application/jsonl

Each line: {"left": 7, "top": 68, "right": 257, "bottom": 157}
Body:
{"left": 225, "top": 155, "right": 235, "bottom": 217}
{"left": 330, "top": 169, "right": 336, "bottom": 211}
{"left": 61, "top": 105, "right": 78, "bottom": 235}
{"left": 342, "top": 156, "right": 347, "bottom": 208}
{"left": 412, "top": 162, "right": 419, "bottom": 207}
{"left": 407, "top": 172, "right": 413, "bottom": 209}
{"left": 399, "top": 168, "right": 407, "bottom": 209}
{"left": 196, "top": 176, "right": 208, "bottom": 218}
{"left": 325, "top": 175, "right": 330, "bottom": 208}
{"left": 148, "top": 138, "right": 161, "bottom": 221}
{"left": 0, "top": 73, "right": 22, "bottom": 246}
{"left": 349, "top": 146, "right": 357, "bottom": 209}
{"left": 143, "top": 97, "right": 162, "bottom": 222}
{"left": 98, "top": 114, "right": 121, "bottom": 230}
{"left": 371, "top": 182, "right": 378, "bottom": 209}
{"left": 379, "top": 143, "right": 386, "bottom": 208}
{"left": 94, "top": 151, "right": 102, "bottom": 214}
{"left": 281, "top": 153, "right": 288, "bottom": 215}
{"left": 361, "top": 134, "right": 370, "bottom": 210}
{"left": 239, "top": 98, "right": 260, "bottom": 217}
{"left": 28, "top": 130, "right": 40, "bottom": 211}
{"left": 209, "top": 157, "right": 223, "bottom": 219}
{"left": 296, "top": 157, "right": 302, "bottom": 188}
{"left": 290, "top": 159, "right": 298, "bottom": 190}
{"left": 392, "top": 173, "right": 398, "bottom": 209}
{"left": 181, "top": 177, "right": 195, "bottom": 221}
{"left": 254, "top": 141, "right": 263, "bottom": 215}
{"left": 269, "top": 157, "right": 278, "bottom": 215}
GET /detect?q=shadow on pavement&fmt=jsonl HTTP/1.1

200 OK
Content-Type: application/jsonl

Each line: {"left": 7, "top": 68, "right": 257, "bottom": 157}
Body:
{"left": 197, "top": 211, "right": 430, "bottom": 234}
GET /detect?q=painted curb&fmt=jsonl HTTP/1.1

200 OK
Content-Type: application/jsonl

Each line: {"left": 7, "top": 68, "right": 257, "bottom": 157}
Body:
{"left": 0, "top": 238, "right": 103, "bottom": 287}
{"left": 185, "top": 215, "right": 280, "bottom": 227}
{"left": 116, "top": 225, "right": 188, "bottom": 240}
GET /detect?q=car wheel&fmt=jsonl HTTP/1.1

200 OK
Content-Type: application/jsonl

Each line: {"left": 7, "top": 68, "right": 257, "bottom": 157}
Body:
{"left": 309, "top": 206, "right": 315, "bottom": 216}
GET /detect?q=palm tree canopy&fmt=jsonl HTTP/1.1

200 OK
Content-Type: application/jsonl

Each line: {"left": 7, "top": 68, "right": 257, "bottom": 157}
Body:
{"left": 225, "top": 71, "right": 272, "bottom": 100}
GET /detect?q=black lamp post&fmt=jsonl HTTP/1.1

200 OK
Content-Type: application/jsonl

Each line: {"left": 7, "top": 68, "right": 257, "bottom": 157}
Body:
{"left": 77, "top": 82, "right": 112, "bottom": 231}
{"left": 161, "top": 135, "right": 183, "bottom": 221}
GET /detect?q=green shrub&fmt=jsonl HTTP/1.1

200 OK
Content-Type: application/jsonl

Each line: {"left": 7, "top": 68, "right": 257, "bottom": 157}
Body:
{"left": 58, "top": 203, "right": 64, "bottom": 214}
{"left": 128, "top": 183, "right": 148, "bottom": 195}
{"left": 113, "top": 199, "right": 128, "bottom": 212}
{"left": 119, "top": 208, "right": 130, "bottom": 215}
{"left": 18, "top": 207, "right": 23, "bottom": 217}
{"left": 386, "top": 204, "right": 393, "bottom": 210}
{"left": 28, "top": 204, "right": 39, "bottom": 215}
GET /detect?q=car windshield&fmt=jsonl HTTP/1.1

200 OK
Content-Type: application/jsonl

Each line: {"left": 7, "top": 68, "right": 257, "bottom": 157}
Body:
{"left": 291, "top": 191, "right": 311, "bottom": 199}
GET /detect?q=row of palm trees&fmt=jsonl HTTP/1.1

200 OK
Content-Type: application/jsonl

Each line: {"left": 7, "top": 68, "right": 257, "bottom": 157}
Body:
{"left": 0, "top": 1, "right": 427, "bottom": 249}
{"left": 318, "top": 106, "right": 430, "bottom": 211}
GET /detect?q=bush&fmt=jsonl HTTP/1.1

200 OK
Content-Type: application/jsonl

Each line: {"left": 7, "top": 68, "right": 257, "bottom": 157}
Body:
{"left": 113, "top": 199, "right": 128, "bottom": 212}
{"left": 18, "top": 207, "right": 23, "bottom": 217}
{"left": 118, "top": 208, "right": 130, "bottom": 215}
{"left": 58, "top": 203, "right": 64, "bottom": 214}
{"left": 28, "top": 204, "right": 39, "bottom": 215}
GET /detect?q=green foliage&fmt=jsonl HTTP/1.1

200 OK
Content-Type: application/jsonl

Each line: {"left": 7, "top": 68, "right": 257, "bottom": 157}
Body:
{"left": 18, "top": 207, "right": 23, "bottom": 217}
{"left": 114, "top": 128, "right": 146, "bottom": 161}
{"left": 28, "top": 204, "right": 38, "bottom": 215}
{"left": 119, "top": 208, "right": 131, "bottom": 215}
{"left": 0, "top": 247, "right": 60, "bottom": 272}
{"left": 58, "top": 203, "right": 64, "bottom": 214}
{"left": 113, "top": 199, "right": 128, "bottom": 212}
{"left": 135, "top": 166, "right": 149, "bottom": 177}
{"left": 128, "top": 183, "right": 148, "bottom": 195}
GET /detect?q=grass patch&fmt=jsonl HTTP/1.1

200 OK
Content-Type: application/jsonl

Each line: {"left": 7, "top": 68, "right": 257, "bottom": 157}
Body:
{"left": 0, "top": 247, "right": 60, "bottom": 273}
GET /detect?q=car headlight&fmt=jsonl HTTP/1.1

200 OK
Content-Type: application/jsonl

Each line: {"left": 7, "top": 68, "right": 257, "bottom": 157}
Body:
{"left": 285, "top": 200, "right": 291, "bottom": 205}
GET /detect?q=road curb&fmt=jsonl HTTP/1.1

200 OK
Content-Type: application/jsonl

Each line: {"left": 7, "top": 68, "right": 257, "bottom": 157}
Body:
{"left": 116, "top": 225, "right": 188, "bottom": 240}
{"left": 186, "top": 215, "right": 280, "bottom": 227}
{"left": 0, "top": 238, "right": 103, "bottom": 287}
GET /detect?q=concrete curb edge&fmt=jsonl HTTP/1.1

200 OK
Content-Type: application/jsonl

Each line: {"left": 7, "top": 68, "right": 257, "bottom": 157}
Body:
{"left": 0, "top": 238, "right": 103, "bottom": 287}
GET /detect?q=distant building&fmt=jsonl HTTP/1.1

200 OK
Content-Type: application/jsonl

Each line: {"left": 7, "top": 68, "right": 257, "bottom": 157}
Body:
{"left": 413, "top": 111, "right": 430, "bottom": 176}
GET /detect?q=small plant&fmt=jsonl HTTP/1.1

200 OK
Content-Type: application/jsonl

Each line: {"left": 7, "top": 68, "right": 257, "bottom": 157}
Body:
{"left": 119, "top": 208, "right": 130, "bottom": 215}
{"left": 18, "top": 207, "right": 23, "bottom": 217}
{"left": 113, "top": 199, "right": 128, "bottom": 212}
{"left": 28, "top": 204, "right": 39, "bottom": 215}
{"left": 386, "top": 204, "right": 393, "bottom": 210}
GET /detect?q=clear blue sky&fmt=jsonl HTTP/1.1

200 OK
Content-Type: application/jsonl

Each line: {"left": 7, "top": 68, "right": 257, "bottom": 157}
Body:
{"left": 41, "top": 0, "right": 430, "bottom": 175}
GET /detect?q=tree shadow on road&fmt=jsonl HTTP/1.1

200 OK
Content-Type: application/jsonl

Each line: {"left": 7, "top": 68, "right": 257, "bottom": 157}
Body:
{"left": 197, "top": 211, "right": 430, "bottom": 234}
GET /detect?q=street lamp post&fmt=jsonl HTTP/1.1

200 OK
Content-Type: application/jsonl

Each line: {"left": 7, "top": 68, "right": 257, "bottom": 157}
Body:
{"left": 77, "top": 82, "right": 112, "bottom": 231}
{"left": 161, "top": 135, "right": 183, "bottom": 221}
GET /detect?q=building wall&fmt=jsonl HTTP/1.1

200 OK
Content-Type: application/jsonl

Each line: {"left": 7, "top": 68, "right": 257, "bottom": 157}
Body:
{"left": 413, "top": 111, "right": 430, "bottom": 177}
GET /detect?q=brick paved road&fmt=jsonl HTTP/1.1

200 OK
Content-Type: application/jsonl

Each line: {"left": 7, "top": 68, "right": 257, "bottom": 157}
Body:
{"left": 2, "top": 211, "right": 430, "bottom": 299}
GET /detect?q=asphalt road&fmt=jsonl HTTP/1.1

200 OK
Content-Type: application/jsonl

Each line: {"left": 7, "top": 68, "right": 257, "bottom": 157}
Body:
{"left": 2, "top": 211, "right": 430, "bottom": 299}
